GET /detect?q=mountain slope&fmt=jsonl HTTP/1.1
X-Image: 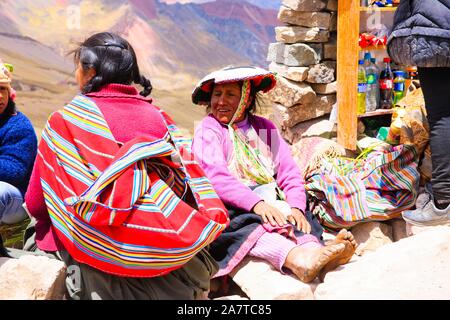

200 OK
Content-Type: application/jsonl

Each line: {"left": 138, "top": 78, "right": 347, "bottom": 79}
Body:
{"left": 246, "top": 0, "right": 281, "bottom": 9}
{"left": 1, "top": 0, "right": 277, "bottom": 87}
{"left": 0, "top": 0, "right": 278, "bottom": 131}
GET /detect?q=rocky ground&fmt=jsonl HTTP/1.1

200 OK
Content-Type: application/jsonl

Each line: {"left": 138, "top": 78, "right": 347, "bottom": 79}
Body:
{"left": 2, "top": 219, "right": 449, "bottom": 300}
{"left": 216, "top": 221, "right": 450, "bottom": 300}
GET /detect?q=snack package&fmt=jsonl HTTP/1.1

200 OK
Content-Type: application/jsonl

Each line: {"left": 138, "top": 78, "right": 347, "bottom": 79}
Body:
{"left": 395, "top": 88, "right": 429, "bottom": 155}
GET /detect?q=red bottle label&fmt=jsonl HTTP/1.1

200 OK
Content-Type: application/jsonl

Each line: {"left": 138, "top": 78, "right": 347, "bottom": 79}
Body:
{"left": 379, "top": 79, "right": 393, "bottom": 90}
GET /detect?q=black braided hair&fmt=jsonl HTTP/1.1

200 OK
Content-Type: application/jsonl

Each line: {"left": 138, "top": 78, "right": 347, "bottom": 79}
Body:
{"left": 4, "top": 99, "right": 17, "bottom": 116}
{"left": 71, "top": 32, "right": 153, "bottom": 97}
{"left": 137, "top": 75, "right": 153, "bottom": 97}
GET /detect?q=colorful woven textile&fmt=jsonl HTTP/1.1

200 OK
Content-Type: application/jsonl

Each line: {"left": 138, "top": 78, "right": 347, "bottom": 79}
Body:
{"left": 37, "top": 95, "right": 228, "bottom": 277}
{"left": 305, "top": 144, "right": 420, "bottom": 230}
{"left": 227, "top": 81, "right": 276, "bottom": 185}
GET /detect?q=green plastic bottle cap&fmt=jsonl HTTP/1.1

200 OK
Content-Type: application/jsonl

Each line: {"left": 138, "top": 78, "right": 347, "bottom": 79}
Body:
{"left": 376, "top": 127, "right": 390, "bottom": 141}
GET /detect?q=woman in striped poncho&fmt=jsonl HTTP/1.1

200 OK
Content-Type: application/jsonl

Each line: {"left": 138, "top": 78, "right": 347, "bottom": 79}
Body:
{"left": 191, "top": 66, "right": 357, "bottom": 285}
{"left": 24, "top": 32, "right": 228, "bottom": 300}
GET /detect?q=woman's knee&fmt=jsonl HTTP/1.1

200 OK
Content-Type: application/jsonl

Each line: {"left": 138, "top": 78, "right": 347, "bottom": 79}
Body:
{"left": 0, "top": 182, "right": 27, "bottom": 224}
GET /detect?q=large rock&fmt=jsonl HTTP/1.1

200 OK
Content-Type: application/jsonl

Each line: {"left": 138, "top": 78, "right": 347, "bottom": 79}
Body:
{"left": 267, "top": 42, "right": 285, "bottom": 64}
{"left": 326, "top": 0, "right": 338, "bottom": 11}
{"left": 268, "top": 113, "right": 283, "bottom": 132}
{"left": 301, "top": 119, "right": 337, "bottom": 139}
{"left": 309, "top": 44, "right": 323, "bottom": 61}
{"left": 230, "top": 257, "right": 317, "bottom": 300}
{"left": 329, "top": 12, "right": 337, "bottom": 32}
{"left": 268, "top": 76, "right": 316, "bottom": 108}
{"left": 315, "top": 226, "right": 450, "bottom": 299}
{"left": 306, "top": 63, "right": 335, "bottom": 84}
{"left": 283, "top": 115, "right": 330, "bottom": 144}
{"left": 311, "top": 81, "right": 337, "bottom": 94}
{"left": 405, "top": 221, "right": 450, "bottom": 237}
{"left": 282, "top": 0, "right": 327, "bottom": 11}
{"left": 324, "top": 33, "right": 337, "bottom": 60}
{"left": 0, "top": 255, "right": 66, "bottom": 300}
{"left": 351, "top": 222, "right": 394, "bottom": 256}
{"left": 275, "top": 94, "right": 336, "bottom": 127}
{"left": 315, "top": 94, "right": 336, "bottom": 113}
{"left": 276, "top": 26, "right": 330, "bottom": 44}
{"left": 278, "top": 6, "right": 331, "bottom": 29}
{"left": 274, "top": 103, "right": 330, "bottom": 128}
{"left": 269, "top": 62, "right": 309, "bottom": 82}
{"left": 387, "top": 217, "right": 408, "bottom": 242}
{"left": 283, "top": 43, "right": 321, "bottom": 67}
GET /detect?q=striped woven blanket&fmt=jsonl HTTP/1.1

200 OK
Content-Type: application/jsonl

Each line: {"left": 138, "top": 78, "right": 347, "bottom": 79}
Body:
{"left": 37, "top": 95, "right": 228, "bottom": 277}
{"left": 305, "top": 144, "right": 420, "bottom": 230}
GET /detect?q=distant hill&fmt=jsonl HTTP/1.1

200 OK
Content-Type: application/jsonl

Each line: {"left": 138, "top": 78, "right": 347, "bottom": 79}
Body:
{"left": 0, "top": 0, "right": 278, "bottom": 89}
{"left": 246, "top": 0, "right": 281, "bottom": 9}
{"left": 162, "top": 0, "right": 281, "bottom": 10}
{"left": 0, "top": 0, "right": 278, "bottom": 132}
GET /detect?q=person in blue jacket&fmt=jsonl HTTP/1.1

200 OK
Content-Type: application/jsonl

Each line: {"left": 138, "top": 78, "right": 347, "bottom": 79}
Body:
{"left": 388, "top": 0, "right": 450, "bottom": 225}
{"left": 0, "top": 60, "right": 37, "bottom": 225}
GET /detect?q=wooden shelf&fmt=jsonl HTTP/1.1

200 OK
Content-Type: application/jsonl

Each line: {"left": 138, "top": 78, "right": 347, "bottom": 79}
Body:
{"left": 359, "top": 45, "right": 387, "bottom": 51}
{"left": 360, "top": 6, "right": 398, "bottom": 12}
{"left": 337, "top": 1, "right": 398, "bottom": 150}
{"left": 358, "top": 109, "right": 394, "bottom": 118}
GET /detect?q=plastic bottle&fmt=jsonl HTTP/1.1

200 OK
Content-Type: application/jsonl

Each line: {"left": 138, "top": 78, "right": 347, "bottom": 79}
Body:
{"left": 393, "top": 71, "right": 406, "bottom": 105}
{"left": 371, "top": 57, "right": 380, "bottom": 107}
{"left": 364, "top": 53, "right": 378, "bottom": 112}
{"left": 386, "top": 107, "right": 406, "bottom": 145}
{"left": 357, "top": 59, "right": 367, "bottom": 115}
{"left": 379, "top": 57, "right": 394, "bottom": 109}
{"left": 405, "top": 66, "right": 418, "bottom": 93}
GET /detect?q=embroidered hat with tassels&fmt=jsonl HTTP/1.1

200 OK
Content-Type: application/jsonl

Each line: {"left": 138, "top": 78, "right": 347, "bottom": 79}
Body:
{"left": 192, "top": 66, "right": 284, "bottom": 199}
{"left": 0, "top": 61, "right": 15, "bottom": 101}
{"left": 191, "top": 66, "right": 277, "bottom": 106}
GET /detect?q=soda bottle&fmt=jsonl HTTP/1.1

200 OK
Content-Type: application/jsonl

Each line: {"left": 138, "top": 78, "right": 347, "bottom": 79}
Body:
{"left": 393, "top": 70, "right": 406, "bottom": 105}
{"left": 379, "top": 57, "right": 394, "bottom": 109}
{"left": 364, "top": 53, "right": 378, "bottom": 112}
{"left": 357, "top": 59, "right": 367, "bottom": 115}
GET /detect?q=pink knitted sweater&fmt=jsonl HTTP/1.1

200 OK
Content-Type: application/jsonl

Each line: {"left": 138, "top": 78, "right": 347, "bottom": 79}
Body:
{"left": 191, "top": 114, "right": 307, "bottom": 213}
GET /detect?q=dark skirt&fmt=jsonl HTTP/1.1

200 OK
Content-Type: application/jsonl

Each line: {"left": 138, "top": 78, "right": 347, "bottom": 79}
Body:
{"left": 22, "top": 217, "right": 218, "bottom": 300}
{"left": 209, "top": 208, "right": 324, "bottom": 278}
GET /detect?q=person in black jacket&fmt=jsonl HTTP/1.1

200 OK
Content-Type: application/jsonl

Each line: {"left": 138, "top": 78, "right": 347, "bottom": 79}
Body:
{"left": 388, "top": 0, "right": 450, "bottom": 226}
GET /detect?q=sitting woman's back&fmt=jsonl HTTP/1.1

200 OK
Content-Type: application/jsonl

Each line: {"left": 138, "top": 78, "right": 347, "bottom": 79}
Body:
{"left": 24, "top": 32, "right": 227, "bottom": 300}
{"left": 26, "top": 33, "right": 167, "bottom": 252}
{"left": 87, "top": 83, "right": 167, "bottom": 142}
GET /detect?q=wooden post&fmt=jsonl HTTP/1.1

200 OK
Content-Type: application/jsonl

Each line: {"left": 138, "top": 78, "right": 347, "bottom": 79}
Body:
{"left": 337, "top": 0, "right": 360, "bottom": 150}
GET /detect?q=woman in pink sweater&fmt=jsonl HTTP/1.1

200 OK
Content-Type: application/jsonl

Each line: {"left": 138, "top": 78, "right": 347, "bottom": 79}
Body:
{"left": 192, "top": 66, "right": 357, "bottom": 284}
{"left": 24, "top": 32, "right": 223, "bottom": 300}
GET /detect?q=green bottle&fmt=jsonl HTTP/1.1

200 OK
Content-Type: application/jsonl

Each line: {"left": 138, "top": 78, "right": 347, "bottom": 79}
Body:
{"left": 357, "top": 59, "right": 367, "bottom": 115}
{"left": 393, "top": 71, "right": 406, "bottom": 105}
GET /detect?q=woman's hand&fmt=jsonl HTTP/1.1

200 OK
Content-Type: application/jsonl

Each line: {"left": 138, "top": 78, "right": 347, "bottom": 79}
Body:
{"left": 287, "top": 208, "right": 311, "bottom": 234}
{"left": 252, "top": 201, "right": 287, "bottom": 227}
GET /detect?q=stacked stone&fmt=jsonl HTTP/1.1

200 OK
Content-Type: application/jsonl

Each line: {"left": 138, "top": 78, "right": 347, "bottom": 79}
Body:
{"left": 267, "top": 0, "right": 338, "bottom": 144}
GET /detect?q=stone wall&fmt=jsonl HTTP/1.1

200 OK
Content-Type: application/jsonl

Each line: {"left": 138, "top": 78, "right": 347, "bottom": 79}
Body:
{"left": 267, "top": 0, "right": 338, "bottom": 144}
